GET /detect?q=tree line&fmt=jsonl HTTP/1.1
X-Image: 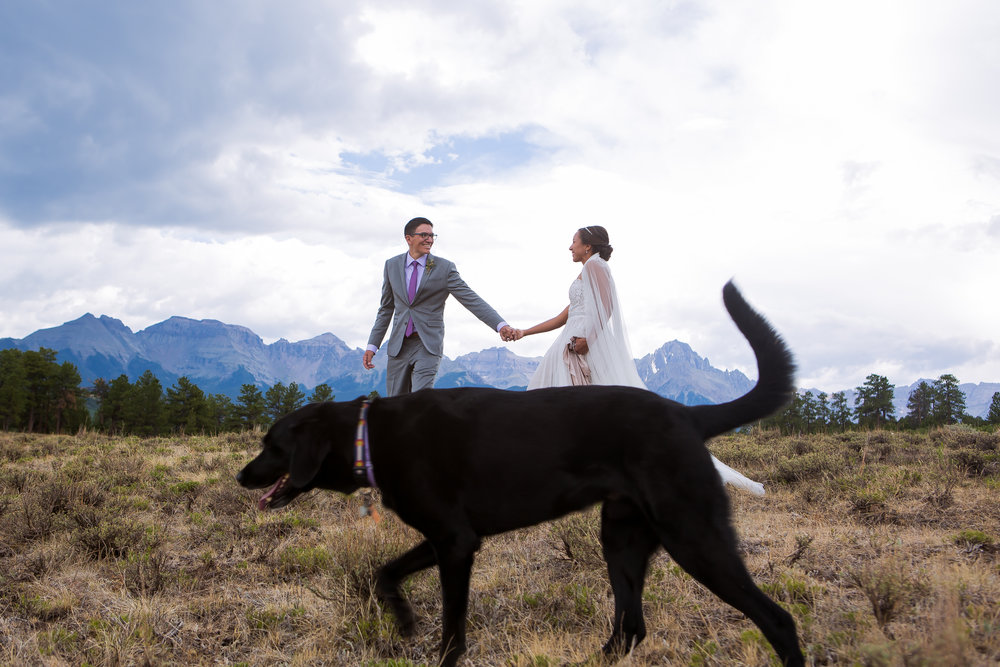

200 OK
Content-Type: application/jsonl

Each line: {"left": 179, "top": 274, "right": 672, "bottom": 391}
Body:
{"left": 0, "top": 347, "right": 372, "bottom": 435}
{"left": 90, "top": 371, "right": 349, "bottom": 435}
{"left": 762, "top": 373, "right": 1000, "bottom": 434}
{"left": 2, "top": 348, "right": 999, "bottom": 435}
{"left": 0, "top": 348, "right": 88, "bottom": 432}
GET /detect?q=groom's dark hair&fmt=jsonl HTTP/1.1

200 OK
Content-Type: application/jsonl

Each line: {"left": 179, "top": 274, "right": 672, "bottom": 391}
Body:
{"left": 405, "top": 217, "right": 433, "bottom": 235}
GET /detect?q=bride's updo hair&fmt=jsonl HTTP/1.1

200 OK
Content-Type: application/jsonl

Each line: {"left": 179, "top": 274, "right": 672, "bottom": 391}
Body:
{"left": 578, "top": 226, "right": 613, "bottom": 261}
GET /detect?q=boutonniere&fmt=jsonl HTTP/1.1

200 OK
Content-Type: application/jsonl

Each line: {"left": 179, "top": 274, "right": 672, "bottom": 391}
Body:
{"left": 426, "top": 257, "right": 435, "bottom": 271}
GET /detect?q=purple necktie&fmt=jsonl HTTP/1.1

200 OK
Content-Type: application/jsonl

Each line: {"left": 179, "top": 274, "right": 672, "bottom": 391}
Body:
{"left": 405, "top": 260, "right": 419, "bottom": 337}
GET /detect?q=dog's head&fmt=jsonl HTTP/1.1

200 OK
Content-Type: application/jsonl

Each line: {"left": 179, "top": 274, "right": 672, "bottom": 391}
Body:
{"left": 236, "top": 400, "right": 361, "bottom": 511}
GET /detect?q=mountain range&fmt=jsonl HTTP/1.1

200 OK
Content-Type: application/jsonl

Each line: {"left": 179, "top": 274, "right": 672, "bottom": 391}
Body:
{"left": 2, "top": 313, "right": 997, "bottom": 418}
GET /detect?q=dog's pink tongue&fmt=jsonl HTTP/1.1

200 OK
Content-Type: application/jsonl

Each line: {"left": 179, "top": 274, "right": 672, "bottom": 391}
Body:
{"left": 258, "top": 477, "right": 284, "bottom": 511}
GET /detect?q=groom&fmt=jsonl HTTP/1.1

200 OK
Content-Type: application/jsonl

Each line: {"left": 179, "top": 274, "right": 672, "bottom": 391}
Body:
{"left": 363, "top": 217, "right": 515, "bottom": 396}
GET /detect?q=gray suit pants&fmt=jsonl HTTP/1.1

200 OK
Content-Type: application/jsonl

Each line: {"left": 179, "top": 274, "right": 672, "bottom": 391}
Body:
{"left": 386, "top": 334, "right": 442, "bottom": 396}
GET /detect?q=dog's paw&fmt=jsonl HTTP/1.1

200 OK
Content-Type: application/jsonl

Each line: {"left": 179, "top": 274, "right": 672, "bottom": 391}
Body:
{"left": 391, "top": 608, "right": 417, "bottom": 637}
{"left": 375, "top": 583, "right": 417, "bottom": 636}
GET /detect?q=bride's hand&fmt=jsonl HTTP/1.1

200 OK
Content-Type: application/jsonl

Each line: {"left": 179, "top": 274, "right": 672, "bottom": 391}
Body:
{"left": 572, "top": 337, "right": 589, "bottom": 355}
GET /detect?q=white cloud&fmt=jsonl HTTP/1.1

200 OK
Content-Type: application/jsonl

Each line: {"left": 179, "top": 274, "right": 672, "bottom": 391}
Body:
{"left": 2, "top": 0, "right": 999, "bottom": 393}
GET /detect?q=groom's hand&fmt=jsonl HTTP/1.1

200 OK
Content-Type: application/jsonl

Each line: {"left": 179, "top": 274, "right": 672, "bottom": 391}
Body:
{"left": 362, "top": 350, "right": 375, "bottom": 370}
{"left": 499, "top": 325, "right": 515, "bottom": 342}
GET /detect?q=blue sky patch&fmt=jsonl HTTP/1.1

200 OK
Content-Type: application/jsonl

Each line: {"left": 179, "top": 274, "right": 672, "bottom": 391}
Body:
{"left": 341, "top": 126, "right": 551, "bottom": 193}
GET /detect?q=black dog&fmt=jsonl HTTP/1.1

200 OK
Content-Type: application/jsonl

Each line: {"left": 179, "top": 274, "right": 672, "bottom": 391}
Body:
{"left": 237, "top": 282, "right": 804, "bottom": 666}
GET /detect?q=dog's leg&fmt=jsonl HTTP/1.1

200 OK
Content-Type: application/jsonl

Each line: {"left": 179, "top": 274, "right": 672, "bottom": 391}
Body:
{"left": 654, "top": 517, "right": 805, "bottom": 666}
{"left": 600, "top": 498, "right": 658, "bottom": 658}
{"left": 375, "top": 540, "right": 437, "bottom": 636}
{"left": 432, "top": 532, "right": 481, "bottom": 667}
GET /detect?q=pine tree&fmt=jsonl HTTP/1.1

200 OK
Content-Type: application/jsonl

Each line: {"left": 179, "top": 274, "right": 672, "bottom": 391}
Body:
{"left": 0, "top": 349, "right": 27, "bottom": 431}
{"left": 128, "top": 370, "right": 165, "bottom": 436}
{"left": 102, "top": 375, "right": 132, "bottom": 433}
{"left": 906, "top": 381, "right": 934, "bottom": 428}
{"left": 309, "top": 383, "right": 334, "bottom": 403}
{"left": 22, "top": 348, "right": 58, "bottom": 432}
{"left": 854, "top": 374, "right": 896, "bottom": 429}
{"left": 264, "top": 382, "right": 288, "bottom": 424}
{"left": 767, "top": 392, "right": 803, "bottom": 433}
{"left": 829, "top": 392, "right": 852, "bottom": 431}
{"left": 281, "top": 382, "right": 306, "bottom": 415}
{"left": 207, "top": 393, "right": 237, "bottom": 432}
{"left": 815, "top": 392, "right": 831, "bottom": 432}
{"left": 92, "top": 378, "right": 110, "bottom": 429}
{"left": 53, "top": 362, "right": 85, "bottom": 433}
{"left": 166, "top": 376, "right": 211, "bottom": 434}
{"left": 236, "top": 384, "right": 266, "bottom": 430}
{"left": 800, "top": 391, "right": 819, "bottom": 433}
{"left": 931, "top": 374, "right": 966, "bottom": 425}
{"left": 988, "top": 392, "right": 1000, "bottom": 425}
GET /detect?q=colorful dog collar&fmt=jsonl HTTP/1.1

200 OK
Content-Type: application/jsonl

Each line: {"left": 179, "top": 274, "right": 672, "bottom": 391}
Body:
{"left": 353, "top": 400, "right": 377, "bottom": 488}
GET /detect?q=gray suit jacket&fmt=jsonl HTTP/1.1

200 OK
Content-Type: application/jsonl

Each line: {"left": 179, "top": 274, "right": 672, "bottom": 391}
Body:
{"left": 367, "top": 253, "right": 504, "bottom": 357}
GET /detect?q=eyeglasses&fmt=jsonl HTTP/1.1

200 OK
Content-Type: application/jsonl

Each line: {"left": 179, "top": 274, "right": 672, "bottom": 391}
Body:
{"left": 408, "top": 232, "right": 438, "bottom": 240}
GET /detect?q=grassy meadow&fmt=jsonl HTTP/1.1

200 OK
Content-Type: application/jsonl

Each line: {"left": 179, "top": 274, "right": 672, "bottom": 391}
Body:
{"left": 0, "top": 426, "right": 998, "bottom": 666}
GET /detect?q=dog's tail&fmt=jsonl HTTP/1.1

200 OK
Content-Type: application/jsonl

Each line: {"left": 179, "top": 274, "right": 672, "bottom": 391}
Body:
{"left": 690, "top": 281, "right": 796, "bottom": 440}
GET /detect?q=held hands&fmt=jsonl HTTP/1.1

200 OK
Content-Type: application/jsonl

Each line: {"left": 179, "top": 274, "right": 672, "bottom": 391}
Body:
{"left": 500, "top": 326, "right": 525, "bottom": 342}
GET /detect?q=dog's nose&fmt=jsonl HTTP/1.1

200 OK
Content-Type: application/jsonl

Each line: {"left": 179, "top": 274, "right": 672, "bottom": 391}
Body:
{"left": 235, "top": 470, "right": 244, "bottom": 484}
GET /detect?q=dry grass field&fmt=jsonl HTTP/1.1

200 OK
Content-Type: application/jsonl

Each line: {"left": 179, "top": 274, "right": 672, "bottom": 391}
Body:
{"left": 0, "top": 426, "right": 998, "bottom": 666}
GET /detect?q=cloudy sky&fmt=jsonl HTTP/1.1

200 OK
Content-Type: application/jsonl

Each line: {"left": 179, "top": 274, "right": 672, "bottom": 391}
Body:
{"left": 2, "top": 0, "right": 998, "bottom": 391}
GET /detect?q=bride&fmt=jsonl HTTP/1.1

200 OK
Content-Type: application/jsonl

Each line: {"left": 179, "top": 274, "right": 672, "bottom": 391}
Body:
{"left": 513, "top": 226, "right": 765, "bottom": 495}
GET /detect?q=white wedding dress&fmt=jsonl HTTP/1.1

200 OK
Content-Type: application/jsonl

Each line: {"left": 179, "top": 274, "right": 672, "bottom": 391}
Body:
{"left": 527, "top": 257, "right": 765, "bottom": 495}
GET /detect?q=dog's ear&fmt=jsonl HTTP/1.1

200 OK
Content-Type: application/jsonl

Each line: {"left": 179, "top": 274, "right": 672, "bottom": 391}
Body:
{"left": 285, "top": 405, "right": 333, "bottom": 488}
{"left": 289, "top": 432, "right": 331, "bottom": 488}
{"left": 285, "top": 400, "right": 356, "bottom": 488}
